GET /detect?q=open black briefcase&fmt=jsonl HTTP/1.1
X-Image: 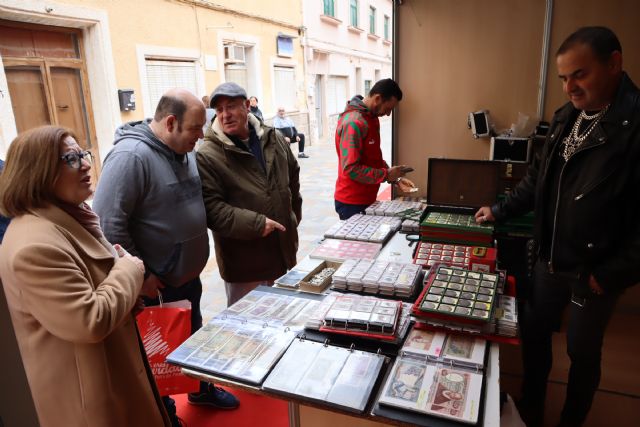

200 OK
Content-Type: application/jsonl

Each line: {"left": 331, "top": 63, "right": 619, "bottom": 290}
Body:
{"left": 417, "top": 159, "right": 528, "bottom": 246}
{"left": 424, "top": 158, "right": 535, "bottom": 297}
{"left": 426, "top": 158, "right": 529, "bottom": 211}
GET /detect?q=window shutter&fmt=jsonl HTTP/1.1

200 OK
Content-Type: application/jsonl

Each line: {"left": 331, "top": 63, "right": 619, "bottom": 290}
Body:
{"left": 224, "top": 65, "right": 248, "bottom": 90}
{"left": 274, "top": 66, "right": 296, "bottom": 111}
{"left": 327, "top": 76, "right": 347, "bottom": 115}
{"left": 145, "top": 59, "right": 198, "bottom": 111}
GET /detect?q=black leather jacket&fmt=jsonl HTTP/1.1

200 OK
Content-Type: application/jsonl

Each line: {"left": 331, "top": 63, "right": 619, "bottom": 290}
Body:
{"left": 492, "top": 73, "right": 640, "bottom": 292}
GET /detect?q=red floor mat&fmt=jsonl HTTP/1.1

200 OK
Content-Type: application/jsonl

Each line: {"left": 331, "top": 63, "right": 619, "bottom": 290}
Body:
{"left": 173, "top": 387, "right": 288, "bottom": 427}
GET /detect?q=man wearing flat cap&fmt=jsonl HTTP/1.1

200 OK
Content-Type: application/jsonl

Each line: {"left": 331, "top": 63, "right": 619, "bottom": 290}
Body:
{"left": 197, "top": 82, "right": 303, "bottom": 305}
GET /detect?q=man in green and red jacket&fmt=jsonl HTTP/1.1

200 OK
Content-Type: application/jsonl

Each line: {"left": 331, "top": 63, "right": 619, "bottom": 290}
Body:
{"left": 334, "top": 78, "right": 414, "bottom": 220}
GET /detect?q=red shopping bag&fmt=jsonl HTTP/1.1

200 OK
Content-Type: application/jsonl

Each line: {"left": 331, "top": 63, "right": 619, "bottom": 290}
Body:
{"left": 137, "top": 300, "right": 199, "bottom": 395}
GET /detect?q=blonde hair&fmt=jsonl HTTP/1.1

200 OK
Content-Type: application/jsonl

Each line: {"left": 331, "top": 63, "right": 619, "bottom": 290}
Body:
{"left": 0, "top": 126, "right": 76, "bottom": 217}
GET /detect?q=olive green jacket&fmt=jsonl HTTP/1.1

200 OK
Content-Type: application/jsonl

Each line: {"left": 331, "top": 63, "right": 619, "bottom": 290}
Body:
{"left": 197, "top": 113, "right": 302, "bottom": 282}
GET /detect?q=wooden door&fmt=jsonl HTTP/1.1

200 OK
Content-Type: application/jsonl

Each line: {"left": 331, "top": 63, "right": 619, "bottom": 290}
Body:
{"left": 4, "top": 65, "right": 51, "bottom": 132}
{"left": 0, "top": 21, "right": 100, "bottom": 175}
{"left": 50, "top": 67, "right": 90, "bottom": 149}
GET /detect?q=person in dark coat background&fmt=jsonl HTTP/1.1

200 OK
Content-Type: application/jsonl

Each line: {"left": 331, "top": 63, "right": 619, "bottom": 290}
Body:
{"left": 249, "top": 96, "right": 264, "bottom": 122}
{"left": 0, "top": 159, "right": 10, "bottom": 243}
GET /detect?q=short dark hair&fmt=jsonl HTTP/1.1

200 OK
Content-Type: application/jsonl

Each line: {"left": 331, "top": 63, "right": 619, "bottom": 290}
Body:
{"left": 154, "top": 95, "right": 188, "bottom": 123}
{"left": 369, "top": 78, "right": 403, "bottom": 101}
{"left": 250, "top": 96, "right": 258, "bottom": 102}
{"left": 557, "top": 26, "right": 622, "bottom": 63}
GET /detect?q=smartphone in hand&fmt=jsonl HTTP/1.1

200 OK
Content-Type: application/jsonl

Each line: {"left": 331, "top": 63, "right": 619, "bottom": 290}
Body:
{"left": 400, "top": 166, "right": 414, "bottom": 173}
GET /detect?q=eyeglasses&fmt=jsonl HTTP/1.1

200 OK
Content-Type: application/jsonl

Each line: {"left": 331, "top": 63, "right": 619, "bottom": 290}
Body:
{"left": 60, "top": 151, "right": 92, "bottom": 169}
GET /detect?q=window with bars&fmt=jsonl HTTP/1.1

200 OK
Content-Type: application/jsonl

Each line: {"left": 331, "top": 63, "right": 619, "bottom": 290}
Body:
{"left": 350, "top": 0, "right": 359, "bottom": 27}
{"left": 384, "top": 15, "right": 390, "bottom": 40}
{"left": 369, "top": 6, "right": 376, "bottom": 34}
{"left": 323, "top": 0, "right": 335, "bottom": 17}
{"left": 274, "top": 66, "right": 297, "bottom": 111}
{"left": 145, "top": 59, "right": 198, "bottom": 112}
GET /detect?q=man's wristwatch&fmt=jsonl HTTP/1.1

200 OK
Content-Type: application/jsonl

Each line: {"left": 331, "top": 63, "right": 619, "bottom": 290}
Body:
{"left": 386, "top": 169, "right": 400, "bottom": 184}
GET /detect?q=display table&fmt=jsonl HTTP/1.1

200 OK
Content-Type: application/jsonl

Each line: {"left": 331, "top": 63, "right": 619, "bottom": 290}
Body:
{"left": 376, "top": 232, "right": 416, "bottom": 263}
{"left": 181, "top": 231, "right": 502, "bottom": 426}
{"left": 182, "top": 341, "right": 500, "bottom": 426}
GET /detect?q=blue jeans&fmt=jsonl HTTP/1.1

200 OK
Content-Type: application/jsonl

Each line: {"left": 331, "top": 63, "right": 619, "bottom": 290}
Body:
{"left": 334, "top": 200, "right": 371, "bottom": 220}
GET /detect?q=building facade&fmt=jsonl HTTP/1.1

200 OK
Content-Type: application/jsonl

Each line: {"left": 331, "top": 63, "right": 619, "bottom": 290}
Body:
{"left": 302, "top": 0, "right": 393, "bottom": 143}
{"left": 0, "top": 0, "right": 308, "bottom": 172}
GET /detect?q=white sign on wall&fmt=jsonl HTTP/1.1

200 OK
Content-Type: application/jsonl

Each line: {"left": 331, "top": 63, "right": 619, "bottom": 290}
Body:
{"left": 204, "top": 55, "right": 218, "bottom": 71}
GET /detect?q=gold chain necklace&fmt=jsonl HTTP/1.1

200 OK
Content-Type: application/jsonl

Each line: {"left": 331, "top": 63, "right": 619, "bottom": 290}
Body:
{"left": 561, "top": 105, "right": 610, "bottom": 161}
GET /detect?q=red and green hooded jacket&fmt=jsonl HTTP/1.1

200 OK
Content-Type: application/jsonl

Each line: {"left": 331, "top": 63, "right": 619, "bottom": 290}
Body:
{"left": 334, "top": 96, "right": 389, "bottom": 205}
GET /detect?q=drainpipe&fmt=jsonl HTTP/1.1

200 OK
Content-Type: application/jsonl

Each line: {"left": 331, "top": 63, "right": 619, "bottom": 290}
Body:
{"left": 392, "top": 0, "right": 400, "bottom": 170}
{"left": 298, "top": 25, "right": 315, "bottom": 145}
{"left": 537, "top": 0, "right": 554, "bottom": 120}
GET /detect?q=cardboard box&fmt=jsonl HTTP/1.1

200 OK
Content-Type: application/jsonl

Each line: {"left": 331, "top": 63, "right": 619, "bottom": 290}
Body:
{"left": 298, "top": 260, "right": 342, "bottom": 294}
{"left": 469, "top": 246, "right": 497, "bottom": 272}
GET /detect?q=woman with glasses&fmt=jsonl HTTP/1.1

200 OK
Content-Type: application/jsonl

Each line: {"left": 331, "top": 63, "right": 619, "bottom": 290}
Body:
{"left": 0, "top": 126, "right": 170, "bottom": 426}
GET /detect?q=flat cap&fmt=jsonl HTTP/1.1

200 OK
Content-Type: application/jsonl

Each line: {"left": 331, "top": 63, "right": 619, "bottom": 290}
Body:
{"left": 209, "top": 82, "right": 247, "bottom": 108}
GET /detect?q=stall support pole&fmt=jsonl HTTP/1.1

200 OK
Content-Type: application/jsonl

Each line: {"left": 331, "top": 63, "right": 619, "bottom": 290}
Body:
{"left": 288, "top": 401, "right": 300, "bottom": 427}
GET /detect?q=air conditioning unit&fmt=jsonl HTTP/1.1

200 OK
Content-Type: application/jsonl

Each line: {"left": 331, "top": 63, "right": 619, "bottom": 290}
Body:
{"left": 224, "top": 44, "right": 245, "bottom": 63}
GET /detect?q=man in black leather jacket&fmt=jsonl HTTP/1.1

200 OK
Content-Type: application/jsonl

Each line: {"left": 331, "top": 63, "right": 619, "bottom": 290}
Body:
{"left": 476, "top": 27, "right": 640, "bottom": 426}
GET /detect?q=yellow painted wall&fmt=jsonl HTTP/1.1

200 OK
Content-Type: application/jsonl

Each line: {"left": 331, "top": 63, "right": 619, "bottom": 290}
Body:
{"left": 51, "top": 0, "right": 304, "bottom": 121}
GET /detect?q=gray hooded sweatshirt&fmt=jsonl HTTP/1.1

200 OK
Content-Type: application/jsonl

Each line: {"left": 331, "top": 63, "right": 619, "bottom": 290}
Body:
{"left": 93, "top": 119, "right": 209, "bottom": 287}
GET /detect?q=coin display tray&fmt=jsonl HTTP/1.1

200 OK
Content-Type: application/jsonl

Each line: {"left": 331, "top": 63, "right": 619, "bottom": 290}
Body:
{"left": 420, "top": 212, "right": 493, "bottom": 233}
{"left": 332, "top": 259, "right": 420, "bottom": 298}
{"left": 364, "top": 200, "right": 426, "bottom": 217}
{"left": 309, "top": 239, "right": 382, "bottom": 262}
{"left": 324, "top": 214, "right": 401, "bottom": 243}
{"left": 413, "top": 242, "right": 472, "bottom": 269}
{"left": 417, "top": 266, "right": 499, "bottom": 323}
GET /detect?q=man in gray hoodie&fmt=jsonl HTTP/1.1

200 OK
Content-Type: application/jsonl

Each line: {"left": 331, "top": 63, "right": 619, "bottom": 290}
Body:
{"left": 93, "top": 89, "right": 239, "bottom": 424}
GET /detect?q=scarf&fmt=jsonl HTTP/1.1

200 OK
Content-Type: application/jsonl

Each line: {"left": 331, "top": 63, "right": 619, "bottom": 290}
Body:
{"left": 58, "top": 201, "right": 105, "bottom": 240}
{"left": 58, "top": 201, "right": 118, "bottom": 258}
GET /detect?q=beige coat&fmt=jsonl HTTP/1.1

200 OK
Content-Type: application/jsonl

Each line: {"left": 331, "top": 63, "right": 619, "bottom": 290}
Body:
{"left": 0, "top": 205, "right": 170, "bottom": 427}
